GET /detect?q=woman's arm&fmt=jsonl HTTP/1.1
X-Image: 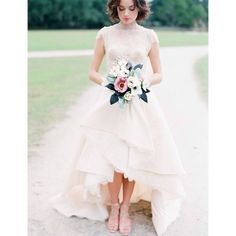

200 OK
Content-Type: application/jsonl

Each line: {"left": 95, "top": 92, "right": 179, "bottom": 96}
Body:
{"left": 147, "top": 39, "right": 163, "bottom": 86}
{"left": 88, "top": 32, "right": 106, "bottom": 85}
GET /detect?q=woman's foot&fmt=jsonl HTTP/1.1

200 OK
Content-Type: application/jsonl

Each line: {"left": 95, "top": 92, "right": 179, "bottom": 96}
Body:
{"left": 119, "top": 202, "right": 132, "bottom": 235}
{"left": 107, "top": 202, "right": 120, "bottom": 232}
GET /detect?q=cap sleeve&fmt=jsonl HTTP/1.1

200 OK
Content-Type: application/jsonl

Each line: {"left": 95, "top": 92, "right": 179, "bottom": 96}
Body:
{"left": 95, "top": 27, "right": 106, "bottom": 40}
{"left": 149, "top": 29, "right": 160, "bottom": 45}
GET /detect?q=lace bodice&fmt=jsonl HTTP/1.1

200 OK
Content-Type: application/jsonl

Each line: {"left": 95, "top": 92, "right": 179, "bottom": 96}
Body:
{"left": 96, "top": 22, "right": 160, "bottom": 77}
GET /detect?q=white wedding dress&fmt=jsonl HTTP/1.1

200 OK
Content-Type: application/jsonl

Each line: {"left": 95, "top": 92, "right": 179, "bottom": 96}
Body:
{"left": 49, "top": 22, "right": 186, "bottom": 235}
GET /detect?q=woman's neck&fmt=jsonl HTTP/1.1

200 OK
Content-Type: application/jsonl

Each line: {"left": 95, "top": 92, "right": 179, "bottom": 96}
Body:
{"left": 116, "top": 21, "right": 139, "bottom": 30}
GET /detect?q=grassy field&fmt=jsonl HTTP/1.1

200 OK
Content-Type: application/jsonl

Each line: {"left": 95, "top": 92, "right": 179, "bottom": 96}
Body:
{"left": 28, "top": 56, "right": 106, "bottom": 148}
{"left": 28, "top": 29, "right": 208, "bottom": 51}
{"left": 195, "top": 55, "right": 208, "bottom": 99}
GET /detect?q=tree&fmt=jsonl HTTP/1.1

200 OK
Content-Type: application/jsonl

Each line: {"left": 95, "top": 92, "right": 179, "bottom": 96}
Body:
{"left": 150, "top": 0, "right": 208, "bottom": 28}
{"left": 28, "top": 0, "right": 208, "bottom": 29}
{"left": 28, "top": 0, "right": 108, "bottom": 29}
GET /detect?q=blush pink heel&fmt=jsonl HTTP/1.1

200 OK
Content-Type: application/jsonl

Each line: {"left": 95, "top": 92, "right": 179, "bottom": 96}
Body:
{"left": 107, "top": 202, "right": 120, "bottom": 232}
{"left": 119, "top": 203, "right": 132, "bottom": 235}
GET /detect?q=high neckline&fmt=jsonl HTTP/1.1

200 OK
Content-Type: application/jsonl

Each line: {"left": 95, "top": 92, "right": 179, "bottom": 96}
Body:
{"left": 116, "top": 21, "right": 140, "bottom": 30}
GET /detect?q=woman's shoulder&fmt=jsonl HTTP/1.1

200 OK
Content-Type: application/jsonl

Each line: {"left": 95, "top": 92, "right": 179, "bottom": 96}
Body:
{"left": 142, "top": 26, "right": 160, "bottom": 44}
{"left": 142, "top": 25, "right": 158, "bottom": 35}
{"left": 95, "top": 24, "right": 114, "bottom": 40}
{"left": 136, "top": 25, "right": 160, "bottom": 43}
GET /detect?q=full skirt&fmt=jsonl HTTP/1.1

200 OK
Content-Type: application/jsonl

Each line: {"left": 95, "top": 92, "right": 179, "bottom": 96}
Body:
{"left": 49, "top": 86, "right": 186, "bottom": 235}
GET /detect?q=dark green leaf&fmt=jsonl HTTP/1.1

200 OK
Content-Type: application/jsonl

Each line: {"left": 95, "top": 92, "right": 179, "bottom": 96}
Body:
{"left": 110, "top": 93, "right": 119, "bottom": 105}
{"left": 106, "top": 83, "right": 115, "bottom": 91}
{"left": 134, "top": 64, "right": 143, "bottom": 70}
{"left": 139, "top": 92, "right": 148, "bottom": 103}
{"left": 142, "top": 87, "right": 150, "bottom": 93}
{"left": 126, "top": 62, "right": 133, "bottom": 71}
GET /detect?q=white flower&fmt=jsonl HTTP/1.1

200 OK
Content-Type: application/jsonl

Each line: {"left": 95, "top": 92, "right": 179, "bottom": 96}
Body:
{"left": 128, "top": 76, "right": 143, "bottom": 95}
{"left": 131, "top": 85, "right": 143, "bottom": 96}
{"left": 109, "top": 70, "right": 116, "bottom": 77}
{"left": 118, "top": 66, "right": 129, "bottom": 77}
{"left": 109, "top": 65, "right": 120, "bottom": 77}
{"left": 127, "top": 76, "right": 141, "bottom": 89}
{"left": 121, "top": 65, "right": 129, "bottom": 74}
{"left": 118, "top": 59, "right": 128, "bottom": 67}
{"left": 124, "top": 91, "right": 133, "bottom": 101}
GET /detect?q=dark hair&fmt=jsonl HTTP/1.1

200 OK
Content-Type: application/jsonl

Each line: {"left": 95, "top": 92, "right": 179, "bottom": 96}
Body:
{"left": 107, "top": 0, "right": 150, "bottom": 22}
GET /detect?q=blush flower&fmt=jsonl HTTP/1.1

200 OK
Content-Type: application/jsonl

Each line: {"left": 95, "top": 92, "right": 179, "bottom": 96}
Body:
{"left": 114, "top": 77, "right": 128, "bottom": 93}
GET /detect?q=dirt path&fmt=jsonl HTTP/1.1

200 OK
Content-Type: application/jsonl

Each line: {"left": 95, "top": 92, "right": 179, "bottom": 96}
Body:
{"left": 28, "top": 50, "right": 94, "bottom": 58}
{"left": 28, "top": 46, "right": 208, "bottom": 236}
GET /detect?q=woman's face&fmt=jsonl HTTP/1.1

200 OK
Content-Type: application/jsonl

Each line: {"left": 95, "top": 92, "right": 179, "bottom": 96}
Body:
{"left": 117, "top": 0, "right": 139, "bottom": 25}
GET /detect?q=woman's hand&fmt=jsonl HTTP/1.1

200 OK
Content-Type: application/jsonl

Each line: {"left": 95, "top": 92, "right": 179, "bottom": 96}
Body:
{"left": 100, "top": 77, "right": 108, "bottom": 87}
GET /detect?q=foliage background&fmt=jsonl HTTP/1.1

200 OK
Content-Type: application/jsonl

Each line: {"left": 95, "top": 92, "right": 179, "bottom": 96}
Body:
{"left": 28, "top": 0, "right": 208, "bottom": 29}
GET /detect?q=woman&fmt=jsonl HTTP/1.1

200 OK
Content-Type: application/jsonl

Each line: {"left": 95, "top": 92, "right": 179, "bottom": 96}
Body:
{"left": 50, "top": 0, "right": 186, "bottom": 235}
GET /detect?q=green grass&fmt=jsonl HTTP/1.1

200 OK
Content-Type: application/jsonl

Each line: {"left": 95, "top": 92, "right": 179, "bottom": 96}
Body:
{"left": 28, "top": 29, "right": 208, "bottom": 51}
{"left": 28, "top": 56, "right": 106, "bottom": 148}
{"left": 28, "top": 30, "right": 96, "bottom": 51}
{"left": 158, "top": 30, "right": 208, "bottom": 47}
{"left": 195, "top": 54, "right": 208, "bottom": 98}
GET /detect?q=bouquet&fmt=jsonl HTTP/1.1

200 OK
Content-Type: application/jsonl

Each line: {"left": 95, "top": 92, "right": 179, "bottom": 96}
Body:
{"left": 104, "top": 59, "right": 150, "bottom": 107}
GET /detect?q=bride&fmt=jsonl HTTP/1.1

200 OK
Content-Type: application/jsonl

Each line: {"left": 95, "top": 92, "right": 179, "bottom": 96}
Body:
{"left": 50, "top": 0, "right": 186, "bottom": 235}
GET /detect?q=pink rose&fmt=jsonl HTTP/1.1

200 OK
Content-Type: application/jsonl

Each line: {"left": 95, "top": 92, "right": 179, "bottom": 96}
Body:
{"left": 114, "top": 77, "right": 128, "bottom": 93}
